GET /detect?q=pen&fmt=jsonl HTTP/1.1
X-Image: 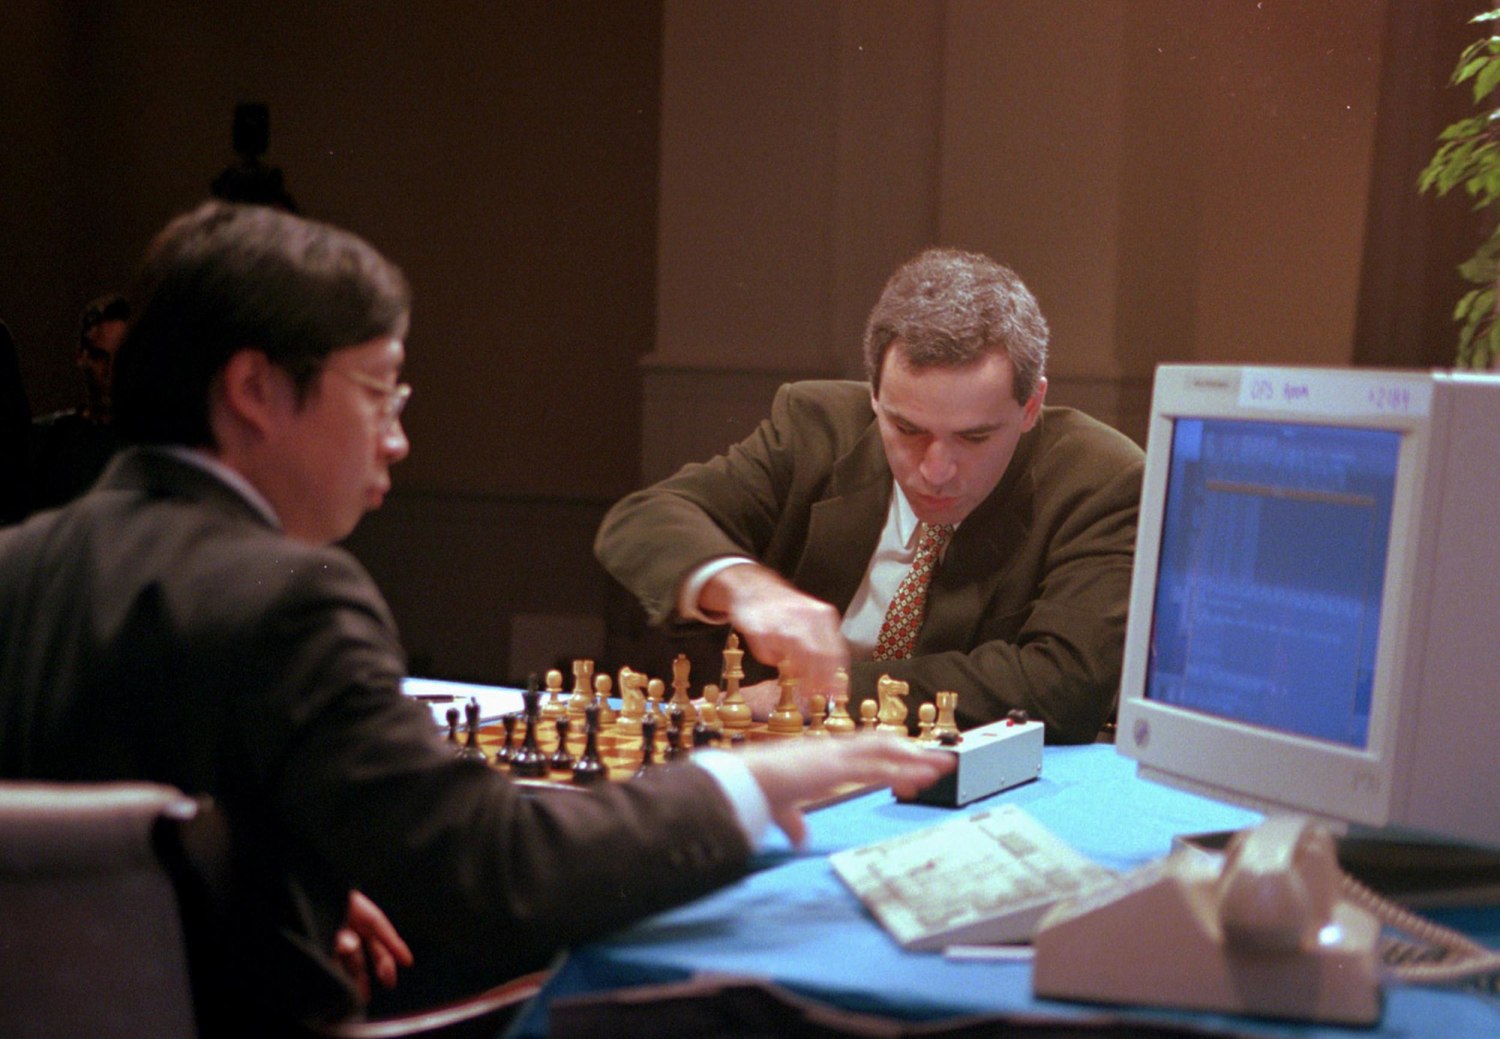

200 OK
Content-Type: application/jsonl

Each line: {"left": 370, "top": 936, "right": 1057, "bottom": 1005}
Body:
{"left": 412, "top": 694, "right": 457, "bottom": 702}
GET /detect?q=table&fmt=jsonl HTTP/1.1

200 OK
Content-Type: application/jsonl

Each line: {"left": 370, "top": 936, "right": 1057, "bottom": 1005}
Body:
{"left": 512, "top": 744, "right": 1500, "bottom": 1037}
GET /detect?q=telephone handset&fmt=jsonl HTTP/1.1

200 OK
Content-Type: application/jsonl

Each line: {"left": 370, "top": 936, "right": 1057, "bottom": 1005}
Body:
{"left": 1033, "top": 815, "right": 1500, "bottom": 1026}
{"left": 1216, "top": 814, "right": 1343, "bottom": 955}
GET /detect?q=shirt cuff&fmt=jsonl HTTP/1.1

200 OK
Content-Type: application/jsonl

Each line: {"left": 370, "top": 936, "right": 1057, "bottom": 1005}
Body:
{"left": 677, "top": 556, "right": 758, "bottom": 623}
{"left": 692, "top": 749, "right": 772, "bottom": 848}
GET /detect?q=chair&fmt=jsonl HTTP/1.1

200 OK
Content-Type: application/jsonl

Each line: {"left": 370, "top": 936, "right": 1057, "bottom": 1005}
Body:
{"left": 0, "top": 781, "right": 546, "bottom": 1039}
{"left": 307, "top": 971, "right": 549, "bottom": 1039}
{"left": 0, "top": 781, "right": 202, "bottom": 1039}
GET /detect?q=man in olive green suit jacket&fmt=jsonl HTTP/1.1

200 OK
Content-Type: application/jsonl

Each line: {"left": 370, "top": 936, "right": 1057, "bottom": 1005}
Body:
{"left": 597, "top": 250, "right": 1144, "bottom": 743}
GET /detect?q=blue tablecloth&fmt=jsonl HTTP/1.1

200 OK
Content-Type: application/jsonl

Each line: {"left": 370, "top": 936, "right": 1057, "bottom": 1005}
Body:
{"left": 512, "top": 744, "right": 1500, "bottom": 1037}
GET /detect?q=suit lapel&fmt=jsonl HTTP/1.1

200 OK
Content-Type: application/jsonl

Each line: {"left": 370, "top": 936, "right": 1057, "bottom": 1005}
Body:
{"left": 793, "top": 423, "right": 891, "bottom": 614}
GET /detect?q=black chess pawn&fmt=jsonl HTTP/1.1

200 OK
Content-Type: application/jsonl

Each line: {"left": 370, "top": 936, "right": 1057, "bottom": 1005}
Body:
{"left": 572, "top": 703, "right": 608, "bottom": 785}
{"left": 692, "top": 713, "right": 717, "bottom": 749}
{"left": 494, "top": 713, "right": 518, "bottom": 767}
{"left": 457, "top": 699, "right": 487, "bottom": 763}
{"left": 548, "top": 716, "right": 575, "bottom": 772}
{"left": 446, "top": 707, "right": 461, "bottom": 748}
{"left": 511, "top": 681, "right": 548, "bottom": 779}
{"left": 635, "top": 713, "right": 658, "bottom": 778}
{"left": 664, "top": 707, "right": 685, "bottom": 762}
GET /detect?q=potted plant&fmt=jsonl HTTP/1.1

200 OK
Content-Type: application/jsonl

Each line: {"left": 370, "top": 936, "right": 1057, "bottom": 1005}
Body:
{"left": 1420, "top": 8, "right": 1500, "bottom": 369}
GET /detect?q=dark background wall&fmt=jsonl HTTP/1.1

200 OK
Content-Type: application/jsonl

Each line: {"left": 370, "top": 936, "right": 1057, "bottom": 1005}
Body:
{"left": 2, "top": 1, "right": 663, "bottom": 683}
{"left": 0, "top": 0, "right": 1484, "bottom": 688}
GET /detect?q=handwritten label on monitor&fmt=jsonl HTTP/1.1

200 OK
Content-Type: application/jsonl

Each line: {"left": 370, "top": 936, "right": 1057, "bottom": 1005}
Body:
{"left": 1238, "top": 369, "right": 1431, "bottom": 418}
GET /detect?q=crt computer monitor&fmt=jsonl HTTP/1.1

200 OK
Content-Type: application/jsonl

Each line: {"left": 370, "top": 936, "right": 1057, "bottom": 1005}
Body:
{"left": 1116, "top": 365, "right": 1500, "bottom": 852}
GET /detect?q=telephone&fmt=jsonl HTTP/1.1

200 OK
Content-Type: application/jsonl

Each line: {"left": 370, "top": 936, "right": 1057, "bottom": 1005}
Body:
{"left": 1032, "top": 815, "right": 1500, "bottom": 1026}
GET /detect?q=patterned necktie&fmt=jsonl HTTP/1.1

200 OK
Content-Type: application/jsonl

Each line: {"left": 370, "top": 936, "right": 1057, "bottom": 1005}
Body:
{"left": 872, "top": 522, "right": 955, "bottom": 661}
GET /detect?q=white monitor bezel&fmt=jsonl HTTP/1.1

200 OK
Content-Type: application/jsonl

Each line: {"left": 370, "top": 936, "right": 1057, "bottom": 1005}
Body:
{"left": 1116, "top": 365, "right": 1441, "bottom": 834}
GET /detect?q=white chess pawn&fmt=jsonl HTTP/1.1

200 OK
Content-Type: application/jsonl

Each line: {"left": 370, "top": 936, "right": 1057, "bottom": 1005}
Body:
{"left": 805, "top": 694, "right": 830, "bottom": 738}
{"left": 825, "top": 668, "right": 856, "bottom": 736}
{"left": 592, "top": 673, "right": 618, "bottom": 727}
{"left": 768, "top": 660, "right": 803, "bottom": 735}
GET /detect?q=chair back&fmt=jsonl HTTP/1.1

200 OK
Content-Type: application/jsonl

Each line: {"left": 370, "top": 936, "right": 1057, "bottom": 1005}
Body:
{"left": 0, "top": 781, "right": 201, "bottom": 1039}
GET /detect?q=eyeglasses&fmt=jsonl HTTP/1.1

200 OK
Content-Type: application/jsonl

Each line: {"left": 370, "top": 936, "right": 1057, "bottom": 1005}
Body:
{"left": 326, "top": 366, "right": 412, "bottom": 432}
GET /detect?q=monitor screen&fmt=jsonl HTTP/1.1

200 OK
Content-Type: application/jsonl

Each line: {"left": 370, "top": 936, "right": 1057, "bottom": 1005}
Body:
{"left": 1147, "top": 419, "right": 1399, "bottom": 749}
{"left": 1117, "top": 365, "right": 1500, "bottom": 852}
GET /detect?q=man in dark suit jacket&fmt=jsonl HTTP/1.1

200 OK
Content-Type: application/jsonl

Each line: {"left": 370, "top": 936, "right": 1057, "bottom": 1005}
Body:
{"left": 597, "top": 249, "right": 1144, "bottom": 743}
{"left": 0, "top": 202, "right": 949, "bottom": 1035}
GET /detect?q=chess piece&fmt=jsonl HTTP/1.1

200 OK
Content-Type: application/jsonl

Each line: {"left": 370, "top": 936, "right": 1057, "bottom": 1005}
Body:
{"left": 916, "top": 702, "right": 937, "bottom": 743}
{"left": 636, "top": 713, "right": 659, "bottom": 776}
{"left": 542, "top": 668, "right": 567, "bottom": 720}
{"left": 645, "top": 677, "right": 665, "bottom": 725}
{"left": 510, "top": 682, "right": 548, "bottom": 778}
{"left": 693, "top": 701, "right": 721, "bottom": 747}
{"left": 572, "top": 703, "right": 608, "bottom": 785}
{"left": 665, "top": 706, "right": 686, "bottom": 761}
{"left": 616, "top": 668, "right": 646, "bottom": 735}
{"left": 718, "top": 633, "right": 753, "bottom": 730}
{"left": 701, "top": 683, "right": 722, "bottom": 709}
{"left": 457, "top": 698, "right": 488, "bottom": 763}
{"left": 567, "top": 659, "right": 594, "bottom": 719}
{"left": 699, "top": 702, "right": 723, "bottom": 740}
{"left": 932, "top": 690, "right": 961, "bottom": 744}
{"left": 494, "top": 713, "right": 518, "bottom": 766}
{"left": 806, "top": 694, "right": 830, "bottom": 738}
{"left": 592, "top": 673, "right": 617, "bottom": 727}
{"left": 825, "top": 668, "right": 856, "bottom": 735}
{"left": 670, "top": 653, "right": 698, "bottom": 724}
{"left": 767, "top": 661, "right": 803, "bottom": 735}
{"left": 876, "top": 675, "right": 909, "bottom": 735}
{"left": 548, "top": 716, "right": 575, "bottom": 771}
{"left": 859, "top": 699, "right": 879, "bottom": 733}
{"left": 445, "top": 706, "right": 461, "bottom": 747}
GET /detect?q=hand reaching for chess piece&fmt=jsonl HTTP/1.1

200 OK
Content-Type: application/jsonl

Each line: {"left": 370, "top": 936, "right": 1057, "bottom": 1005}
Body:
{"left": 734, "top": 736, "right": 954, "bottom": 846}
{"left": 698, "top": 562, "right": 849, "bottom": 698}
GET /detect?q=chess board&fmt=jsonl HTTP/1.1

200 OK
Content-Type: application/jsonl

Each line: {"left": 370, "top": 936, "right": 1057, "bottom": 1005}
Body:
{"left": 461, "top": 711, "right": 805, "bottom": 787}
{"left": 446, "top": 638, "right": 967, "bottom": 806}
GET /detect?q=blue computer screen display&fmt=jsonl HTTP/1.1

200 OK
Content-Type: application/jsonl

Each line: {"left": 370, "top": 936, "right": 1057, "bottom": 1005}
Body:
{"left": 1146, "top": 418, "right": 1400, "bottom": 748}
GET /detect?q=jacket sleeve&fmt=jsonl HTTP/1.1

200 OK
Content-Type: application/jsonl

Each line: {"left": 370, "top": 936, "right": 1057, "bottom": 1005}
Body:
{"left": 594, "top": 382, "right": 814, "bottom": 624}
{"left": 239, "top": 550, "right": 753, "bottom": 982}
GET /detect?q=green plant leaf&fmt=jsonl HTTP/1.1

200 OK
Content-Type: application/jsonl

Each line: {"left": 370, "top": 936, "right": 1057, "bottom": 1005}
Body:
{"left": 1459, "top": 54, "right": 1491, "bottom": 87}
{"left": 1475, "top": 58, "right": 1500, "bottom": 102}
{"left": 1454, "top": 287, "right": 1484, "bottom": 321}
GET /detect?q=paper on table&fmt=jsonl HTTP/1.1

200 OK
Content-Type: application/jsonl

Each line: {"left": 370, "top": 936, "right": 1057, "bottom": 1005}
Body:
{"left": 403, "top": 677, "right": 526, "bottom": 727}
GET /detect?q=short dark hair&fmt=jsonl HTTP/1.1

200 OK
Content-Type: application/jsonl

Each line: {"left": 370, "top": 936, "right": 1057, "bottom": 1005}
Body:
{"left": 114, "top": 201, "right": 410, "bottom": 446}
{"left": 78, "top": 293, "right": 130, "bottom": 349}
{"left": 862, "top": 247, "right": 1049, "bottom": 403}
